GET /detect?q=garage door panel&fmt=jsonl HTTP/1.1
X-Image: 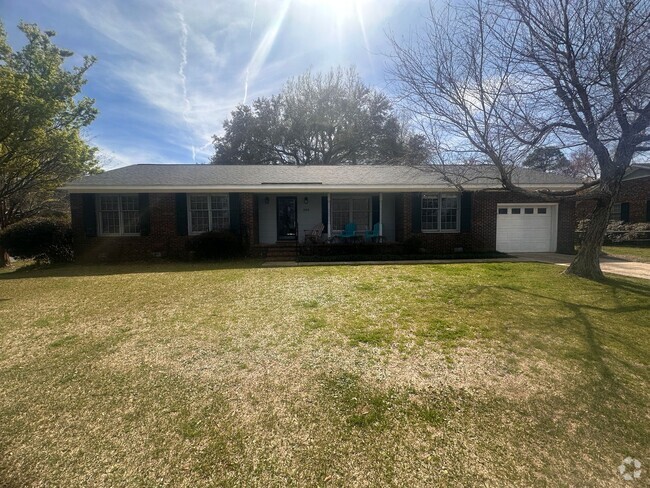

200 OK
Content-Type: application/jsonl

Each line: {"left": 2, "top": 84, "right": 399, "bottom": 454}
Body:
{"left": 496, "top": 205, "right": 556, "bottom": 253}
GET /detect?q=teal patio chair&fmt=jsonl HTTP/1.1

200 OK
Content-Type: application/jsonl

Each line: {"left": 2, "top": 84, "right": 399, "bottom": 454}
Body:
{"left": 364, "top": 223, "right": 382, "bottom": 242}
{"left": 339, "top": 222, "right": 357, "bottom": 241}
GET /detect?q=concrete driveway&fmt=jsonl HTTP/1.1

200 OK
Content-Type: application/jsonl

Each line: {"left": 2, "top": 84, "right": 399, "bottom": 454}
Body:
{"left": 514, "top": 253, "right": 650, "bottom": 280}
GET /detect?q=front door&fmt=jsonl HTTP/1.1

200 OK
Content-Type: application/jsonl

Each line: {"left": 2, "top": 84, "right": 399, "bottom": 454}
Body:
{"left": 276, "top": 196, "right": 298, "bottom": 241}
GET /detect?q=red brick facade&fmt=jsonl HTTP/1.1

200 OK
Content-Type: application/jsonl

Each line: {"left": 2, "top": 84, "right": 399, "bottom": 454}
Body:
{"left": 71, "top": 190, "right": 576, "bottom": 261}
{"left": 395, "top": 191, "right": 575, "bottom": 254}
{"left": 576, "top": 176, "right": 650, "bottom": 223}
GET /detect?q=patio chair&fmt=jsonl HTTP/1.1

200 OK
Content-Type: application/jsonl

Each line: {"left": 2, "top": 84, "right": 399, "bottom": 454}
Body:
{"left": 339, "top": 222, "right": 357, "bottom": 241}
{"left": 303, "top": 222, "right": 325, "bottom": 244}
{"left": 364, "top": 223, "right": 383, "bottom": 243}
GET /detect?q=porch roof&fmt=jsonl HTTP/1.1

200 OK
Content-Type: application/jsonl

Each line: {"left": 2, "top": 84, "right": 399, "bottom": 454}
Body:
{"left": 64, "top": 164, "right": 582, "bottom": 193}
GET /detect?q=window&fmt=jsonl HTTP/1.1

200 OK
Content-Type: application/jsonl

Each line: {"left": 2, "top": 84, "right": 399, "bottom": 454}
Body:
{"left": 610, "top": 203, "right": 622, "bottom": 221}
{"left": 331, "top": 197, "right": 371, "bottom": 232}
{"left": 525, "top": 208, "right": 534, "bottom": 214}
{"left": 189, "top": 194, "right": 230, "bottom": 234}
{"left": 537, "top": 208, "right": 547, "bottom": 214}
{"left": 498, "top": 208, "right": 508, "bottom": 215}
{"left": 421, "top": 194, "right": 460, "bottom": 232}
{"left": 511, "top": 208, "right": 521, "bottom": 214}
{"left": 98, "top": 195, "right": 140, "bottom": 236}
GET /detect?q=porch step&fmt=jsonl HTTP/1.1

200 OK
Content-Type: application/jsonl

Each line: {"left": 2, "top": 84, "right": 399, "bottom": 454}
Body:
{"left": 258, "top": 242, "right": 299, "bottom": 261}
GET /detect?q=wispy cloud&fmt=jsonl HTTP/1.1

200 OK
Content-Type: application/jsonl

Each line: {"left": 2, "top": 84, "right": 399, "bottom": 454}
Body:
{"left": 5, "top": 0, "right": 413, "bottom": 168}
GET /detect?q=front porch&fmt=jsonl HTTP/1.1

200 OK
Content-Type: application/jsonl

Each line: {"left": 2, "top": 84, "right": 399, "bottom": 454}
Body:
{"left": 256, "top": 192, "right": 398, "bottom": 245}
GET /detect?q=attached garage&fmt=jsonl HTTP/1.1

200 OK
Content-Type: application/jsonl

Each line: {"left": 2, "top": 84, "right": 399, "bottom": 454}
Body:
{"left": 496, "top": 204, "right": 558, "bottom": 253}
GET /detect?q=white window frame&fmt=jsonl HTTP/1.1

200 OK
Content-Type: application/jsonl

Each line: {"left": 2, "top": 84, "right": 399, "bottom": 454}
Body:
{"left": 96, "top": 194, "right": 140, "bottom": 236}
{"left": 187, "top": 194, "right": 231, "bottom": 235}
{"left": 421, "top": 193, "right": 460, "bottom": 233}
{"left": 331, "top": 196, "right": 371, "bottom": 233}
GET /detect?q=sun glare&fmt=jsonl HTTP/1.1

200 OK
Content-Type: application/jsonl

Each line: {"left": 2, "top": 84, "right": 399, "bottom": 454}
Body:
{"left": 299, "top": 0, "right": 360, "bottom": 21}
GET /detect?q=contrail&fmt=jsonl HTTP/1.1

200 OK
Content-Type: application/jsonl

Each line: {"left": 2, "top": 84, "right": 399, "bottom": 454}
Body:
{"left": 243, "top": 0, "right": 258, "bottom": 104}
{"left": 177, "top": 10, "right": 196, "bottom": 162}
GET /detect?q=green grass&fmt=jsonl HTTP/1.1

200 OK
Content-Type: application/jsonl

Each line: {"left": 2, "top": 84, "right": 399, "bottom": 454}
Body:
{"left": 0, "top": 261, "right": 648, "bottom": 487}
{"left": 602, "top": 245, "right": 650, "bottom": 262}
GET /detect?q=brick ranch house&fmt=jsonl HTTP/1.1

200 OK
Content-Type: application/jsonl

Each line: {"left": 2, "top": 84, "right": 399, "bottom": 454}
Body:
{"left": 577, "top": 163, "right": 650, "bottom": 224}
{"left": 63, "top": 165, "right": 580, "bottom": 261}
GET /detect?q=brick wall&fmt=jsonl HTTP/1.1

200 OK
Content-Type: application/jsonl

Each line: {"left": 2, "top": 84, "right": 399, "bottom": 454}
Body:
{"left": 71, "top": 192, "right": 258, "bottom": 261}
{"left": 396, "top": 191, "right": 575, "bottom": 254}
{"left": 576, "top": 177, "right": 650, "bottom": 223}
{"left": 240, "top": 193, "right": 258, "bottom": 245}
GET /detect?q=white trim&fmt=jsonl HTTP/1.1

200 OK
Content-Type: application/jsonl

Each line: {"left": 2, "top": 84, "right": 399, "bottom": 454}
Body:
{"left": 63, "top": 183, "right": 582, "bottom": 193}
{"left": 187, "top": 193, "right": 230, "bottom": 235}
{"left": 327, "top": 193, "right": 332, "bottom": 240}
{"left": 420, "top": 193, "right": 461, "bottom": 233}
{"left": 96, "top": 194, "right": 141, "bottom": 237}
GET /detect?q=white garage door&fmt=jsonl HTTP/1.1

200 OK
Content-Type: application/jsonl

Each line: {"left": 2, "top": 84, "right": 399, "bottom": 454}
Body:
{"left": 496, "top": 205, "right": 557, "bottom": 253}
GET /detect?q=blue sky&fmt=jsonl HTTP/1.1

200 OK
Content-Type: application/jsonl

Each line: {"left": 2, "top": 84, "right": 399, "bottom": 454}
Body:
{"left": 2, "top": 0, "right": 430, "bottom": 169}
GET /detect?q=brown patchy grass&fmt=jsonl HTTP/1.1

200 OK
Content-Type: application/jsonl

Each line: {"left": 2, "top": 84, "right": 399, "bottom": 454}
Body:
{"left": 602, "top": 245, "right": 650, "bottom": 262}
{"left": 0, "top": 261, "right": 648, "bottom": 487}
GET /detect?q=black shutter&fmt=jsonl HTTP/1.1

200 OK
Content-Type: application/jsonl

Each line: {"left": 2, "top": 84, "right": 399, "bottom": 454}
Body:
{"left": 82, "top": 193, "right": 97, "bottom": 237}
{"left": 175, "top": 193, "right": 188, "bottom": 236}
{"left": 620, "top": 202, "right": 630, "bottom": 223}
{"left": 411, "top": 193, "right": 422, "bottom": 233}
{"left": 139, "top": 193, "right": 151, "bottom": 236}
{"left": 321, "top": 196, "right": 328, "bottom": 233}
{"left": 460, "top": 192, "right": 472, "bottom": 232}
{"left": 229, "top": 193, "right": 241, "bottom": 234}
{"left": 646, "top": 200, "right": 650, "bottom": 222}
{"left": 371, "top": 195, "right": 380, "bottom": 227}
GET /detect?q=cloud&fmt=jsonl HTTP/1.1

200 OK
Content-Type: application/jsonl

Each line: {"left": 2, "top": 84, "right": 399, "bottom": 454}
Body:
{"left": 50, "top": 0, "right": 413, "bottom": 167}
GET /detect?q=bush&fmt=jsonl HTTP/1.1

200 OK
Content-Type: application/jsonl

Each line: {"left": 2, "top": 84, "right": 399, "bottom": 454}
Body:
{"left": 0, "top": 217, "right": 73, "bottom": 263}
{"left": 576, "top": 219, "right": 650, "bottom": 244}
{"left": 187, "top": 231, "right": 245, "bottom": 260}
{"left": 403, "top": 235, "right": 425, "bottom": 254}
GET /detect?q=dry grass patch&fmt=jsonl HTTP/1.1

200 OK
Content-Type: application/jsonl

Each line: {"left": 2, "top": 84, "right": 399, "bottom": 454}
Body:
{"left": 0, "top": 261, "right": 648, "bottom": 486}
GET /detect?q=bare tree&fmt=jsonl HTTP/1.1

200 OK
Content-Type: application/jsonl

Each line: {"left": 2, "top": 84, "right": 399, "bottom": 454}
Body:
{"left": 389, "top": 0, "right": 650, "bottom": 280}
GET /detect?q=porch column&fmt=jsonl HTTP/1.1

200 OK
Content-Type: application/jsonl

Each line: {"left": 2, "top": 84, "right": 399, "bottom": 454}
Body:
{"left": 379, "top": 193, "right": 383, "bottom": 236}
{"left": 327, "top": 193, "right": 332, "bottom": 239}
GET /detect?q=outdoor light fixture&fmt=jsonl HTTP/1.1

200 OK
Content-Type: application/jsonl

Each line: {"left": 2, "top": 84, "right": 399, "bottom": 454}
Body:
{"left": 304, "top": 197, "right": 309, "bottom": 205}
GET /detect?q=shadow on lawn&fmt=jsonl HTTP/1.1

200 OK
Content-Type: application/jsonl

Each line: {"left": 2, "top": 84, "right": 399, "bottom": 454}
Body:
{"left": 0, "top": 260, "right": 264, "bottom": 280}
{"left": 494, "top": 281, "right": 649, "bottom": 388}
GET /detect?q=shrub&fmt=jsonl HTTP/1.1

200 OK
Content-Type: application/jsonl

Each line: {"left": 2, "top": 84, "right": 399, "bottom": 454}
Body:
{"left": 0, "top": 217, "right": 73, "bottom": 263}
{"left": 576, "top": 219, "right": 650, "bottom": 244}
{"left": 187, "top": 231, "right": 245, "bottom": 260}
{"left": 403, "top": 235, "right": 425, "bottom": 254}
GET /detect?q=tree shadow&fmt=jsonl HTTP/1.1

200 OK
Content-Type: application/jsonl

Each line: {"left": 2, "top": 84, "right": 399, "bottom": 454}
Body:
{"left": 0, "top": 260, "right": 265, "bottom": 280}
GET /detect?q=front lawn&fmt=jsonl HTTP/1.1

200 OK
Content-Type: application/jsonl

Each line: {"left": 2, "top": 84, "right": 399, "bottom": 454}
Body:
{"left": 602, "top": 245, "right": 650, "bottom": 262}
{"left": 0, "top": 262, "right": 648, "bottom": 486}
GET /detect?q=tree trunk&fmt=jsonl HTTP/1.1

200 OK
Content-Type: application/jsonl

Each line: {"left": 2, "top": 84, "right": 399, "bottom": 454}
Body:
{"left": 565, "top": 199, "right": 612, "bottom": 279}
{"left": 0, "top": 246, "right": 9, "bottom": 267}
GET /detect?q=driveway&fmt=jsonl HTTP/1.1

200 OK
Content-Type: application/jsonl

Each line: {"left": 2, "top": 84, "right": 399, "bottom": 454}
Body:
{"left": 514, "top": 253, "right": 650, "bottom": 280}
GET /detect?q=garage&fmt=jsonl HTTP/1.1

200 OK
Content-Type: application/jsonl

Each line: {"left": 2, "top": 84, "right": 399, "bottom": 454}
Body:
{"left": 496, "top": 204, "right": 558, "bottom": 253}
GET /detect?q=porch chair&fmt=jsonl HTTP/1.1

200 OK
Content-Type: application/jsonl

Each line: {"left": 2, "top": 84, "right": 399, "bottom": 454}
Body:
{"left": 339, "top": 222, "right": 357, "bottom": 241}
{"left": 364, "top": 223, "right": 383, "bottom": 243}
{"left": 303, "top": 222, "right": 325, "bottom": 244}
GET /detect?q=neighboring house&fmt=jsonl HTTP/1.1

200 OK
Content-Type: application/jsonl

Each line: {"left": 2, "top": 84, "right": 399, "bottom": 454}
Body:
{"left": 63, "top": 164, "right": 580, "bottom": 260}
{"left": 576, "top": 163, "right": 650, "bottom": 223}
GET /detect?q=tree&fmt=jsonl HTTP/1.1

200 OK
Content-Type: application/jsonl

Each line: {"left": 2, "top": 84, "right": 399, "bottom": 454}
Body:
{"left": 0, "top": 22, "right": 99, "bottom": 265}
{"left": 523, "top": 147, "right": 570, "bottom": 174}
{"left": 211, "top": 67, "right": 427, "bottom": 166}
{"left": 389, "top": 0, "right": 650, "bottom": 280}
{"left": 567, "top": 147, "right": 600, "bottom": 181}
